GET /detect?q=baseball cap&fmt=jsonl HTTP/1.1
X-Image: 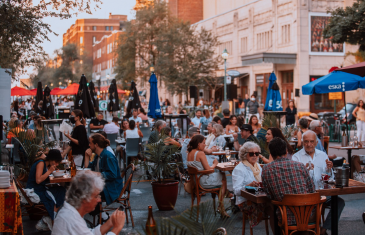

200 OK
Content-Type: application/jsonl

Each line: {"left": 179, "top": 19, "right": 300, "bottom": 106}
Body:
{"left": 241, "top": 124, "right": 253, "bottom": 132}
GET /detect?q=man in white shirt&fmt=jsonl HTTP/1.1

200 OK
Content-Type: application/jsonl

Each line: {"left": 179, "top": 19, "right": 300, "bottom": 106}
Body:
{"left": 103, "top": 117, "right": 120, "bottom": 134}
{"left": 191, "top": 109, "right": 202, "bottom": 127}
{"left": 129, "top": 109, "right": 142, "bottom": 124}
{"left": 292, "top": 130, "right": 345, "bottom": 234}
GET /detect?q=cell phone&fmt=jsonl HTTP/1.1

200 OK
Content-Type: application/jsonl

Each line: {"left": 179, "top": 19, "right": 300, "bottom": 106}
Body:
{"left": 118, "top": 205, "right": 125, "bottom": 211}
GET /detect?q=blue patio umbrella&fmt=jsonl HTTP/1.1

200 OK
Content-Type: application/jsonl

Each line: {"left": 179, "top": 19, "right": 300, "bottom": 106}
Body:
{"left": 264, "top": 72, "right": 283, "bottom": 111}
{"left": 302, "top": 70, "right": 364, "bottom": 95}
{"left": 148, "top": 73, "right": 162, "bottom": 118}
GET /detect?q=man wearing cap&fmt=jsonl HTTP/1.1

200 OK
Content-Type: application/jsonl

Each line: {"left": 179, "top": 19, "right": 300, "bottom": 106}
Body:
{"left": 233, "top": 124, "right": 259, "bottom": 151}
{"left": 306, "top": 113, "right": 319, "bottom": 125}
{"left": 23, "top": 111, "right": 37, "bottom": 129}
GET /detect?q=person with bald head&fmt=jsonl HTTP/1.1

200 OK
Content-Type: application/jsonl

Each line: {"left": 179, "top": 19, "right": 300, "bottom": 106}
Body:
{"left": 292, "top": 130, "right": 345, "bottom": 235}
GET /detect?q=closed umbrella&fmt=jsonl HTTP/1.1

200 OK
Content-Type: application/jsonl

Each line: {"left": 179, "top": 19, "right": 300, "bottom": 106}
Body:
{"left": 148, "top": 73, "right": 162, "bottom": 118}
{"left": 42, "top": 86, "right": 54, "bottom": 119}
{"left": 35, "top": 81, "right": 43, "bottom": 113}
{"left": 89, "top": 81, "right": 99, "bottom": 110}
{"left": 264, "top": 72, "right": 283, "bottom": 111}
{"left": 75, "top": 74, "right": 96, "bottom": 118}
{"left": 127, "top": 81, "right": 141, "bottom": 110}
{"left": 108, "top": 79, "right": 120, "bottom": 112}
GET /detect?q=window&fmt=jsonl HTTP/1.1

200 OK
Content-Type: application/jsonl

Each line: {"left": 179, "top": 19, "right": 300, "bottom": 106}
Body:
{"left": 218, "top": 41, "right": 232, "bottom": 55}
{"left": 257, "top": 31, "right": 272, "bottom": 50}
{"left": 110, "top": 26, "right": 113, "bottom": 31}
{"left": 80, "top": 48, "right": 83, "bottom": 55}
{"left": 282, "top": 24, "right": 290, "bottom": 44}
{"left": 240, "top": 37, "right": 248, "bottom": 53}
{"left": 106, "top": 26, "right": 109, "bottom": 31}
{"left": 97, "top": 49, "right": 101, "bottom": 58}
{"left": 80, "top": 26, "right": 83, "bottom": 31}
{"left": 107, "top": 44, "right": 109, "bottom": 54}
{"left": 93, "top": 36, "right": 96, "bottom": 44}
{"left": 255, "top": 73, "right": 271, "bottom": 105}
{"left": 93, "top": 52, "right": 96, "bottom": 60}
{"left": 93, "top": 26, "right": 96, "bottom": 31}
{"left": 80, "top": 36, "right": 83, "bottom": 44}
{"left": 282, "top": 71, "right": 293, "bottom": 83}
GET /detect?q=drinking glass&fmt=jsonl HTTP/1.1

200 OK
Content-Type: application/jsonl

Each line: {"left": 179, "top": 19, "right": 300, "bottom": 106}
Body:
{"left": 225, "top": 148, "right": 231, "bottom": 162}
{"left": 349, "top": 137, "right": 354, "bottom": 147}
{"left": 317, "top": 179, "right": 324, "bottom": 190}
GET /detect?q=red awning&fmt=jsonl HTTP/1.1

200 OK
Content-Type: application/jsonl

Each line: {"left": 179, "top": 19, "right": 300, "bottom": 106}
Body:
{"left": 11, "top": 86, "right": 32, "bottom": 96}
{"left": 50, "top": 87, "right": 62, "bottom": 95}
{"left": 29, "top": 88, "right": 37, "bottom": 96}
{"left": 54, "top": 83, "right": 79, "bottom": 95}
{"left": 99, "top": 86, "right": 126, "bottom": 94}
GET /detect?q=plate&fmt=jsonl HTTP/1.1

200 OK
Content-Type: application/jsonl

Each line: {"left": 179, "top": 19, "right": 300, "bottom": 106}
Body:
{"left": 53, "top": 174, "right": 65, "bottom": 178}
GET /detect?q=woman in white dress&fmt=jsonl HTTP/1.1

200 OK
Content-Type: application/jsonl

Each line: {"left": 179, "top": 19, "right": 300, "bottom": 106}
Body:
{"left": 186, "top": 135, "right": 230, "bottom": 218}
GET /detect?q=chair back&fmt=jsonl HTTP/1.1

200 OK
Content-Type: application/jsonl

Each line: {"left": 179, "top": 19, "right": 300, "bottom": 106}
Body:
{"left": 107, "top": 133, "right": 118, "bottom": 150}
{"left": 201, "top": 124, "right": 208, "bottom": 134}
{"left": 140, "top": 127, "right": 151, "bottom": 143}
{"left": 125, "top": 138, "right": 140, "bottom": 158}
{"left": 271, "top": 192, "right": 326, "bottom": 234}
{"left": 119, "top": 164, "right": 136, "bottom": 197}
{"left": 11, "top": 137, "right": 21, "bottom": 163}
{"left": 15, "top": 178, "right": 34, "bottom": 207}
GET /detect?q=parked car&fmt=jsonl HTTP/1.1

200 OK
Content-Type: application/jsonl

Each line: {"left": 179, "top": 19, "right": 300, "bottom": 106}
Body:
{"left": 317, "top": 103, "right": 357, "bottom": 125}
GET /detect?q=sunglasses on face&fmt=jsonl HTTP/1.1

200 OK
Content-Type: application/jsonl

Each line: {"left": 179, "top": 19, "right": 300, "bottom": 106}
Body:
{"left": 246, "top": 152, "right": 260, "bottom": 157}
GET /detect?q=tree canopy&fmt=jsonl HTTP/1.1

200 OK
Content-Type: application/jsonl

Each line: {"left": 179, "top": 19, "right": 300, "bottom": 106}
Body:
{"left": 115, "top": 1, "right": 221, "bottom": 95}
{"left": 0, "top": 0, "right": 101, "bottom": 78}
{"left": 324, "top": 0, "right": 365, "bottom": 53}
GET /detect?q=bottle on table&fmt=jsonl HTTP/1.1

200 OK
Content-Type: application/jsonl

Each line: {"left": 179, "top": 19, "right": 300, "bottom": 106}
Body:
{"left": 68, "top": 150, "right": 76, "bottom": 177}
{"left": 146, "top": 205, "right": 157, "bottom": 235}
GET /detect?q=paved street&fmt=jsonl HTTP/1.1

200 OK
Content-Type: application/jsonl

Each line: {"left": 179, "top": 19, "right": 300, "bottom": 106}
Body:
{"left": 21, "top": 142, "right": 365, "bottom": 235}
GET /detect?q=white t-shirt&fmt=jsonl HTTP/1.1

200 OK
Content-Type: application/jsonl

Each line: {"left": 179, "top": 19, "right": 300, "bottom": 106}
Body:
{"left": 129, "top": 116, "right": 142, "bottom": 123}
{"left": 103, "top": 122, "right": 119, "bottom": 134}
{"left": 125, "top": 128, "right": 139, "bottom": 139}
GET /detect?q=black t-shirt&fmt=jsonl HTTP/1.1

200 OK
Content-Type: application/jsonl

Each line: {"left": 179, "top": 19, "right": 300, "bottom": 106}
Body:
{"left": 70, "top": 125, "right": 88, "bottom": 155}
{"left": 285, "top": 107, "right": 297, "bottom": 125}
{"left": 221, "top": 118, "right": 230, "bottom": 128}
{"left": 90, "top": 119, "right": 108, "bottom": 127}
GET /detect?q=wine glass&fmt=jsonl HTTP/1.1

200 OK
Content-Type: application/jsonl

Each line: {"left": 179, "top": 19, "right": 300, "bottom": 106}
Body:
{"left": 225, "top": 148, "right": 231, "bottom": 163}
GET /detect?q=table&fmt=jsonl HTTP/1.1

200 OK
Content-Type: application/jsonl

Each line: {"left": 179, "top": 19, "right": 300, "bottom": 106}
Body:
{"left": 216, "top": 162, "right": 237, "bottom": 171}
{"left": 49, "top": 175, "right": 72, "bottom": 184}
{"left": 212, "top": 151, "right": 238, "bottom": 163}
{"left": 329, "top": 145, "right": 365, "bottom": 178}
{"left": 240, "top": 179, "right": 365, "bottom": 235}
{"left": 115, "top": 139, "right": 126, "bottom": 145}
{"left": 0, "top": 181, "right": 23, "bottom": 235}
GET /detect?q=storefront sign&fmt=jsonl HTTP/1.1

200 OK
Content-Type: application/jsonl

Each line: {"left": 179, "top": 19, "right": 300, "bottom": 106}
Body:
{"left": 329, "top": 92, "right": 342, "bottom": 100}
{"left": 99, "top": 100, "right": 108, "bottom": 111}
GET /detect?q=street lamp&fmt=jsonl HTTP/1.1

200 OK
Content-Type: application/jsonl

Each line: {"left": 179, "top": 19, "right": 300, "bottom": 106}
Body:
{"left": 59, "top": 82, "right": 62, "bottom": 86}
{"left": 150, "top": 64, "right": 155, "bottom": 74}
{"left": 51, "top": 83, "right": 53, "bottom": 87}
{"left": 221, "top": 48, "right": 229, "bottom": 101}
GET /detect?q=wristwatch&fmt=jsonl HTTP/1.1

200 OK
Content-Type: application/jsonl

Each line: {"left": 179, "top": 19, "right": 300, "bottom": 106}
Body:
{"left": 233, "top": 139, "right": 238, "bottom": 142}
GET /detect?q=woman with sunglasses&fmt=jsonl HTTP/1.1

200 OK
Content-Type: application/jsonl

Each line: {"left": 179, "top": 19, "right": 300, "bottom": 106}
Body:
{"left": 232, "top": 141, "right": 270, "bottom": 229}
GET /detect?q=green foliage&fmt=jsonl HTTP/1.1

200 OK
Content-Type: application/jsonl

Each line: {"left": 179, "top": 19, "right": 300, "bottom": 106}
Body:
{"left": 281, "top": 124, "right": 298, "bottom": 142}
{"left": 323, "top": 0, "right": 365, "bottom": 51}
{"left": 141, "top": 200, "right": 236, "bottom": 235}
{"left": 0, "top": 0, "right": 101, "bottom": 79}
{"left": 139, "top": 134, "right": 180, "bottom": 182}
{"left": 31, "top": 43, "right": 93, "bottom": 88}
{"left": 115, "top": 1, "right": 221, "bottom": 94}
{"left": 261, "top": 113, "right": 278, "bottom": 129}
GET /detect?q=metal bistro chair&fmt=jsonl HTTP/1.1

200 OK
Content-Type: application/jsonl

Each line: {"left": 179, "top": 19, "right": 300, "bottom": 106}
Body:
{"left": 10, "top": 137, "right": 21, "bottom": 164}
{"left": 140, "top": 127, "right": 151, "bottom": 144}
{"left": 106, "top": 133, "right": 118, "bottom": 152}
{"left": 271, "top": 193, "right": 326, "bottom": 235}
{"left": 124, "top": 138, "right": 140, "bottom": 169}
{"left": 94, "top": 164, "right": 136, "bottom": 227}
{"left": 201, "top": 124, "right": 208, "bottom": 135}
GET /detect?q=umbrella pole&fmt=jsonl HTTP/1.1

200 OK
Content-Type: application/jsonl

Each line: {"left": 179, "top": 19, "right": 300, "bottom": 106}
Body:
{"left": 344, "top": 92, "right": 349, "bottom": 139}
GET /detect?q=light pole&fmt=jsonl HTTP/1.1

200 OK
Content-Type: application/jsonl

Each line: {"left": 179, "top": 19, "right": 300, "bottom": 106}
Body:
{"left": 221, "top": 48, "right": 229, "bottom": 102}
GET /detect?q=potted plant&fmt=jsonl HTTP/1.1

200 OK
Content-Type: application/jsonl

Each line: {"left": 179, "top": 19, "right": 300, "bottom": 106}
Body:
{"left": 139, "top": 134, "right": 181, "bottom": 211}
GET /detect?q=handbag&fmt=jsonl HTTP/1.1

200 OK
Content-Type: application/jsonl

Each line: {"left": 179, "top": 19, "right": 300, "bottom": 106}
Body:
{"left": 184, "top": 179, "right": 193, "bottom": 194}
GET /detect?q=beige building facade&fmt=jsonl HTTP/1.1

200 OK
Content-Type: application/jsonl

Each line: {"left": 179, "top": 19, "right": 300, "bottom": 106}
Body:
{"left": 193, "top": 0, "right": 360, "bottom": 113}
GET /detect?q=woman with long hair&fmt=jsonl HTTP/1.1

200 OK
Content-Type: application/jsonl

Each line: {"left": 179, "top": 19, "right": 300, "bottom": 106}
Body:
{"left": 249, "top": 115, "right": 261, "bottom": 135}
{"left": 34, "top": 117, "right": 48, "bottom": 141}
{"left": 187, "top": 135, "right": 230, "bottom": 218}
{"left": 62, "top": 109, "right": 88, "bottom": 167}
{"left": 260, "top": 127, "right": 294, "bottom": 163}
{"left": 285, "top": 100, "right": 297, "bottom": 126}
{"left": 138, "top": 107, "right": 148, "bottom": 121}
{"left": 124, "top": 120, "right": 143, "bottom": 139}
{"left": 352, "top": 100, "right": 365, "bottom": 142}
{"left": 225, "top": 115, "right": 240, "bottom": 134}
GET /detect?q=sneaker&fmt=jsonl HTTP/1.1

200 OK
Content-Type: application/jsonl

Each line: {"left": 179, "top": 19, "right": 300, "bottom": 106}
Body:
{"left": 35, "top": 219, "right": 50, "bottom": 231}
{"left": 42, "top": 216, "right": 53, "bottom": 231}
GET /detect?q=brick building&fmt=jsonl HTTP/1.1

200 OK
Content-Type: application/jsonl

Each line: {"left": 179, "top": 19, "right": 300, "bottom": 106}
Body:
{"left": 92, "top": 31, "right": 124, "bottom": 88}
{"left": 62, "top": 14, "right": 128, "bottom": 58}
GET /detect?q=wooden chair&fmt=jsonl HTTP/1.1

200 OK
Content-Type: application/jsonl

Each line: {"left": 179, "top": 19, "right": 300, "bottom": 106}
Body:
{"left": 94, "top": 164, "right": 136, "bottom": 227}
{"left": 271, "top": 193, "right": 326, "bottom": 235}
{"left": 242, "top": 212, "right": 269, "bottom": 235}
{"left": 187, "top": 166, "right": 220, "bottom": 221}
{"left": 14, "top": 178, "right": 49, "bottom": 220}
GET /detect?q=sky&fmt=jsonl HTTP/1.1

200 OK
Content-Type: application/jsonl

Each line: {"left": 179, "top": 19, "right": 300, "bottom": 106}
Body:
{"left": 20, "top": 0, "right": 136, "bottom": 79}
